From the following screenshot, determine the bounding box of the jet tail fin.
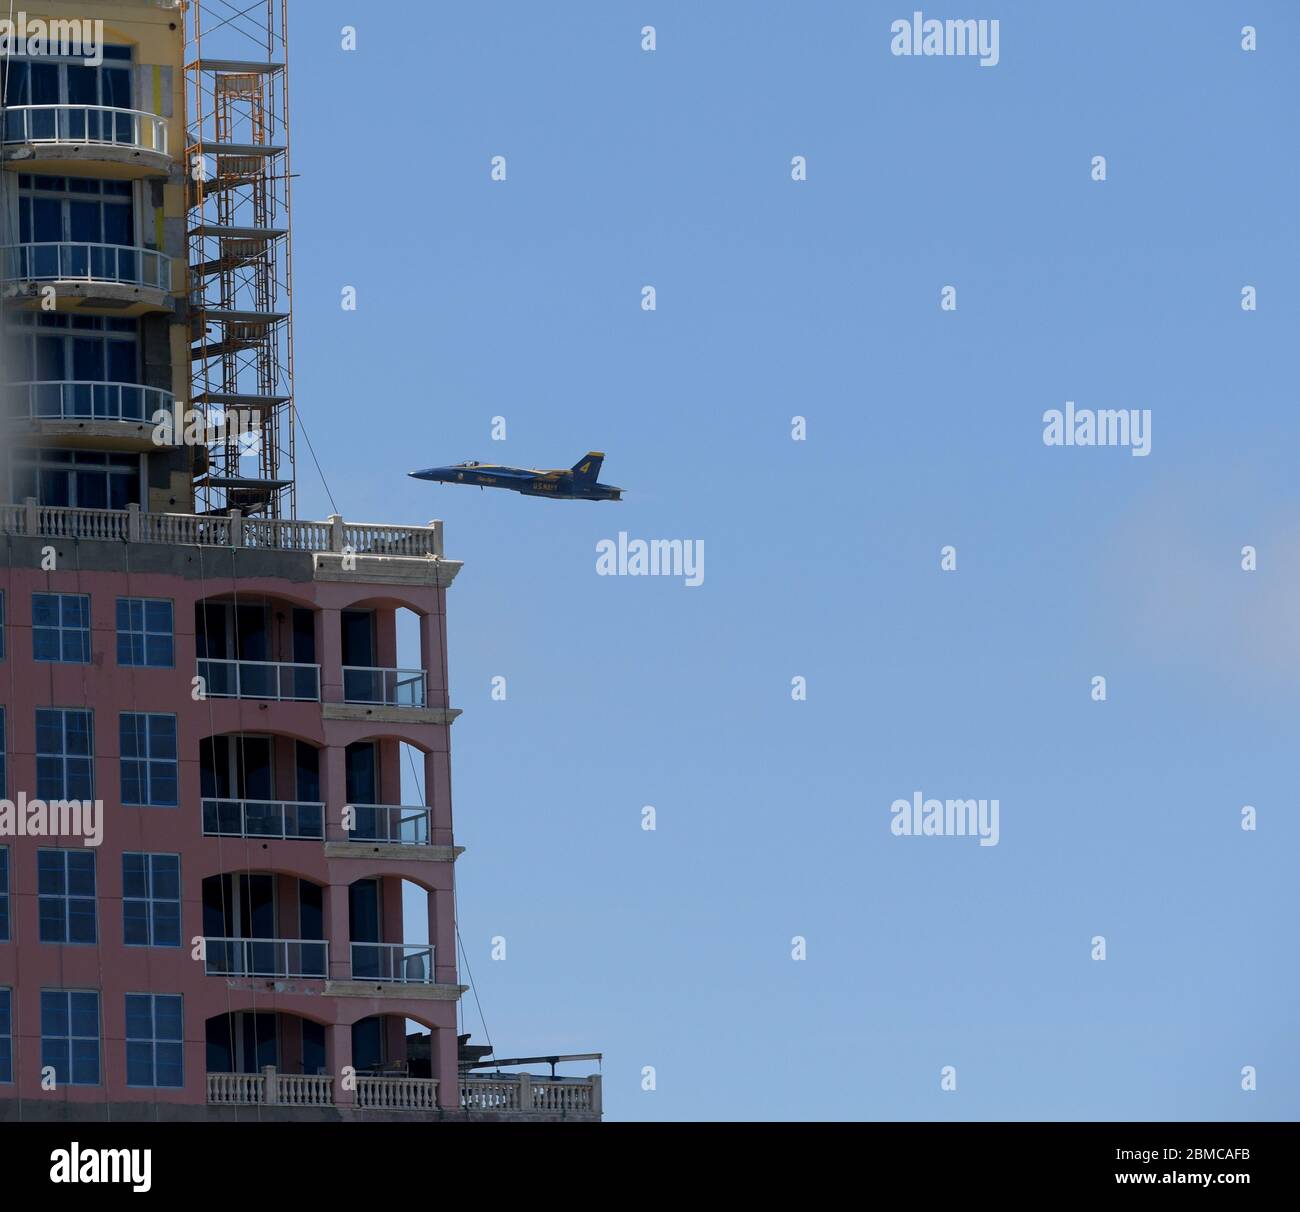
[571,452,604,483]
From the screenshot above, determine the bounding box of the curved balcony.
[1,242,174,314]
[3,380,174,435]
[2,104,170,176]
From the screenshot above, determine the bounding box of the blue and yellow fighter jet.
[409,452,623,501]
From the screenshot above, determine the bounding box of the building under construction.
[0,0,600,1120]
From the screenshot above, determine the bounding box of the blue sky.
[277,1,1298,1120]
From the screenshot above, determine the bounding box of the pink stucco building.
[0,0,598,1121]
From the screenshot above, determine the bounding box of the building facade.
[0,0,599,1121]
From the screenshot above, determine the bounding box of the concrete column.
[328,1023,354,1106]
[385,1016,406,1068]
[419,608,443,700]
[326,879,350,981]
[426,748,452,844]
[323,743,346,840]
[275,873,297,940]
[380,737,401,806]
[320,607,343,704]
[432,886,455,984]
[436,1025,459,1110]
[381,875,404,948]
[376,608,398,669]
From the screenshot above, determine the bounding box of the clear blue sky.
[281,1,1299,1120]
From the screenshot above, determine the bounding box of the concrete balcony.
[0,499,441,553]
[198,657,322,702]
[208,1069,438,1113]
[0,502,453,588]
[1,241,174,314]
[203,936,328,979]
[2,104,170,176]
[206,1068,600,1119]
[201,798,326,841]
[460,1073,602,1119]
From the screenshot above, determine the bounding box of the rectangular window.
[35,708,94,800]
[125,993,183,1088]
[122,853,180,947]
[0,988,11,1082]
[32,592,91,663]
[13,448,140,510]
[120,713,178,807]
[41,990,99,1086]
[37,849,96,944]
[116,598,173,668]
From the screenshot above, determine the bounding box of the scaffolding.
[185,0,296,519]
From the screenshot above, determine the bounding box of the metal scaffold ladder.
[185,2,297,519]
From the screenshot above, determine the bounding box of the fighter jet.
[409,451,623,501]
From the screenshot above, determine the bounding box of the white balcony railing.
[197,657,321,702]
[208,1070,441,1112]
[342,666,427,708]
[460,1074,602,1116]
[2,104,168,155]
[340,804,432,846]
[201,798,325,841]
[4,380,174,424]
[350,942,434,984]
[2,241,172,291]
[207,1069,334,1107]
[207,1071,265,1105]
[355,1076,439,1111]
[203,936,328,979]
[0,500,444,557]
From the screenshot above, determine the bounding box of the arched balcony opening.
[205,1010,334,1108]
[200,871,329,979]
[200,732,325,841]
[197,593,321,702]
[333,735,442,847]
[346,875,439,986]
[339,601,430,709]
